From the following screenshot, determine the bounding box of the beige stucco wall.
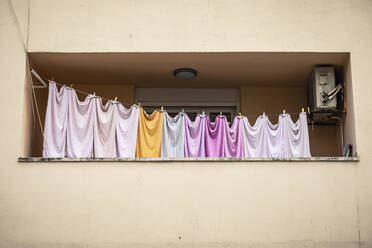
[1,0,371,248]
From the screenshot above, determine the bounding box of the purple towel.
[184,115,243,158]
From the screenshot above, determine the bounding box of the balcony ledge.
[18,157,359,163]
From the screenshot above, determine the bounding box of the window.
[142,106,236,123]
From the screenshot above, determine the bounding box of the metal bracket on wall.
[30,69,48,88]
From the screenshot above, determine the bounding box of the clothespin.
[239,112,242,118]
[161,106,164,111]
[283,109,286,114]
[302,108,304,113]
[93,91,96,96]
[263,112,265,117]
[220,112,222,116]
[69,84,73,89]
[114,96,118,101]
[307,106,310,114]
[181,108,184,113]
[137,102,141,107]
[202,110,205,115]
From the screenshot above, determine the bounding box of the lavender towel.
[242,113,311,158]
[43,82,69,158]
[43,82,139,158]
[66,89,95,158]
[184,115,243,157]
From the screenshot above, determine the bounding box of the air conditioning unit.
[308,66,343,122]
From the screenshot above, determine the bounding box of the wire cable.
[38,75,307,120]
[52,81,133,107]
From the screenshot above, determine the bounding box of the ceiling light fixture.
[174,68,198,80]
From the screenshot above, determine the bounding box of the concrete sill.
[18,157,360,163]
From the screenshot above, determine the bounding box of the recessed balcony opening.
[24,52,355,158]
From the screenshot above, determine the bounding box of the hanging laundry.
[93,98,116,158]
[66,89,95,158]
[242,115,284,158]
[136,109,164,158]
[184,114,207,157]
[43,81,311,159]
[204,116,225,157]
[184,115,243,158]
[114,104,140,158]
[161,112,185,158]
[281,113,311,158]
[43,82,140,158]
[43,82,69,158]
[242,113,311,158]
[266,114,286,158]
[223,116,244,158]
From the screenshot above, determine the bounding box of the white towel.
[42,82,69,158]
[161,112,185,158]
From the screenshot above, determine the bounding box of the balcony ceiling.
[29,52,349,88]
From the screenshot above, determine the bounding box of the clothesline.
[51,82,307,120]
[53,81,133,107]
[43,82,311,159]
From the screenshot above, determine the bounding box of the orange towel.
[136,109,164,158]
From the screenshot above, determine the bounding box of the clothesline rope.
[51,81,307,120]
[52,81,133,107]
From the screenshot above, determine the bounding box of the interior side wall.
[343,57,357,154]
[31,84,47,157]
[21,60,34,157]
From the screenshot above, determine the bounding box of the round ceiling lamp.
[174,68,198,80]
